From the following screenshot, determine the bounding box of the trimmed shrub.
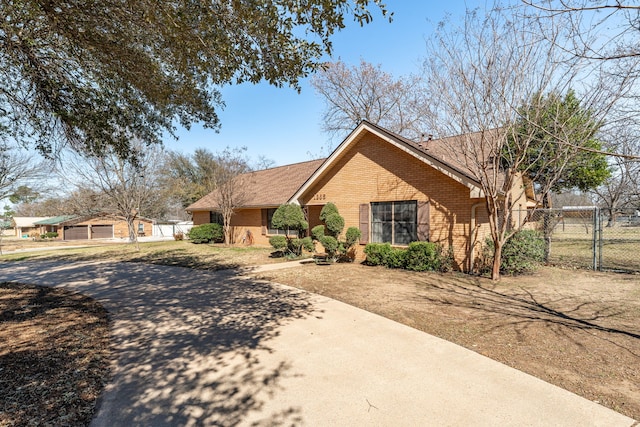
[311,224,325,241]
[364,243,391,266]
[271,204,308,233]
[324,212,344,236]
[320,235,339,256]
[269,235,288,251]
[344,227,362,247]
[364,243,406,268]
[173,232,184,241]
[187,223,224,244]
[319,202,339,222]
[405,242,441,271]
[386,247,407,269]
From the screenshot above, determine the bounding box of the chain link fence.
[514,207,640,272]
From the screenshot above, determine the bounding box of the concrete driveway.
[0,260,635,426]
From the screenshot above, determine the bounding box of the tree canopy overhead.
[1,0,390,159]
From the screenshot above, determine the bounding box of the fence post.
[598,209,604,272]
[592,207,597,271]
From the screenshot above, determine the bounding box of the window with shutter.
[370,200,418,245]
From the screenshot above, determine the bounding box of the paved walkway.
[0,260,636,426]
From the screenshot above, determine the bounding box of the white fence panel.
[153,223,193,238]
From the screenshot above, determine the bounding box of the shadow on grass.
[126,249,241,271]
[411,274,639,354]
[0,261,315,426]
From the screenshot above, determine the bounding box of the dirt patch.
[254,264,640,421]
[0,283,111,426]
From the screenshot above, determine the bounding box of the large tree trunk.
[126,216,140,250]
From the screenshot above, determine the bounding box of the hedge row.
[363,242,450,272]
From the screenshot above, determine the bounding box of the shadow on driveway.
[0,260,316,426]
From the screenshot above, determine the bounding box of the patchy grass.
[0,283,111,426]
[0,240,281,270]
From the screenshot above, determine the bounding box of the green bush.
[320,235,339,255]
[405,242,441,271]
[364,243,392,266]
[311,224,325,241]
[501,230,545,274]
[365,242,452,272]
[187,223,224,244]
[271,204,308,233]
[269,235,288,251]
[41,231,58,239]
[319,202,339,222]
[386,247,407,269]
[485,230,545,275]
[324,212,344,236]
[344,227,362,247]
[364,243,406,268]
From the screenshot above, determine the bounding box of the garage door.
[91,225,113,239]
[64,225,88,240]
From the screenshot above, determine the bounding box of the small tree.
[213,147,253,245]
[269,204,313,257]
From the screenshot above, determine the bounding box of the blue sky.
[168,2,477,166]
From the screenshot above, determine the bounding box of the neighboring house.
[11,217,51,238]
[33,214,154,241]
[187,121,535,271]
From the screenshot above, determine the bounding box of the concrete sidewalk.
[0,260,635,426]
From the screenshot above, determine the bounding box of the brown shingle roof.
[186,158,325,211]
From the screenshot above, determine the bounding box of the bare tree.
[0,144,41,201]
[212,147,253,245]
[422,6,627,279]
[61,143,164,248]
[522,1,640,60]
[591,121,640,224]
[311,59,429,149]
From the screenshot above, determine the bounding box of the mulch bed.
[0,283,111,426]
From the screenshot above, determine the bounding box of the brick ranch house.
[187,121,535,272]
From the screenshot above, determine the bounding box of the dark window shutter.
[359,204,369,244]
[261,209,267,235]
[417,201,430,241]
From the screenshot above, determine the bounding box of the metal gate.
[516,208,640,272]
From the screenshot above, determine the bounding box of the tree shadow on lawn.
[0,260,317,426]
[411,275,640,354]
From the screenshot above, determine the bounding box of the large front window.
[371,201,417,245]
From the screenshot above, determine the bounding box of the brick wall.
[297,133,489,270]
